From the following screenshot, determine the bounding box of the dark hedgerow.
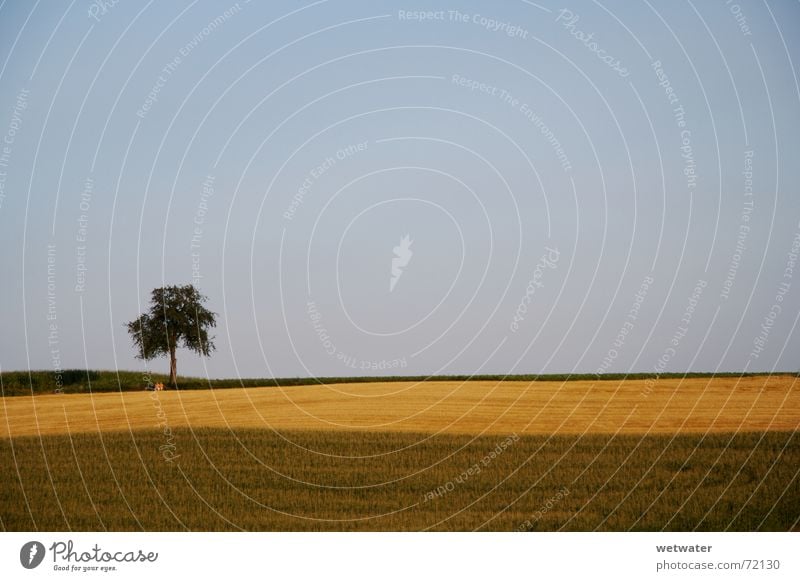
[0,369,796,396]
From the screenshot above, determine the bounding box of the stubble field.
[1,375,798,531]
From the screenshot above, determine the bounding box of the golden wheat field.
[2,374,797,438]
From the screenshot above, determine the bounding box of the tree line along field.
[0,368,786,396]
[1,374,798,531]
[1,429,797,531]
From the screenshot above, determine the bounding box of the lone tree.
[126,284,216,388]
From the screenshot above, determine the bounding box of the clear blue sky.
[1,0,799,379]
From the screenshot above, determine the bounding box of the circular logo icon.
[20,541,45,569]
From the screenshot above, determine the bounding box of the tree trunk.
[169,346,177,389]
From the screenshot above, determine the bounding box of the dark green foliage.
[59,369,100,385]
[127,286,216,360]
[126,285,216,387]
[1,430,797,531]
[0,370,172,396]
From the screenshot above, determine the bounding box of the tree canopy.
[126,285,216,387]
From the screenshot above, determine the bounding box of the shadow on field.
[1,430,797,531]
